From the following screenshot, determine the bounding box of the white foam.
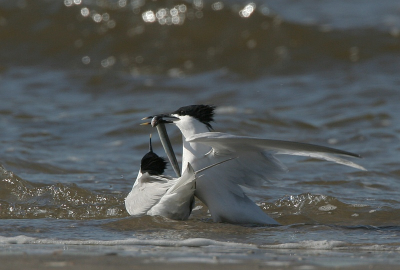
[0,235,37,244]
[3,236,400,253]
[0,236,255,248]
[261,240,346,250]
[318,204,337,211]
[262,240,400,252]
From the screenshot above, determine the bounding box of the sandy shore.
[0,254,399,270]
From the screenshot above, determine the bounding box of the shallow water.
[1,0,400,266]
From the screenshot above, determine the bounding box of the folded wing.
[148,164,196,220]
[125,173,174,216]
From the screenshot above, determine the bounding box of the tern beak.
[141,114,180,127]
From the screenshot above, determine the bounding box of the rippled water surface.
[1,0,400,265]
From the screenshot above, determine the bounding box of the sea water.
[1,0,400,267]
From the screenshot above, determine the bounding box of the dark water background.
[1,0,400,261]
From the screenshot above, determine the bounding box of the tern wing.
[148,164,196,220]
[187,132,366,172]
[125,173,175,216]
[167,163,196,194]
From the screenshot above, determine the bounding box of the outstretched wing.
[187,132,366,172]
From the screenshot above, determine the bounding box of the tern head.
[142,105,216,131]
[140,135,167,175]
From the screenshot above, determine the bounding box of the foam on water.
[0,235,254,248]
[2,233,400,270]
[2,235,400,252]
[262,240,346,250]
[0,235,261,264]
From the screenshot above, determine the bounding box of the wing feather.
[187,132,366,171]
[125,173,175,216]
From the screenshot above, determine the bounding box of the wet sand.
[0,254,398,270]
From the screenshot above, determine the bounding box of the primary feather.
[187,132,366,172]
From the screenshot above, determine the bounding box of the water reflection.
[142,5,187,25]
[239,3,256,18]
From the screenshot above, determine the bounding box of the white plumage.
[143,105,366,225]
[125,165,197,220]
[125,134,234,220]
[125,136,195,220]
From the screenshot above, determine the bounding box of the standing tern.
[142,105,366,225]
[125,134,234,220]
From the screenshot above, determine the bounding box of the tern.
[125,134,234,220]
[142,105,366,225]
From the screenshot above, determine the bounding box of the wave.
[2,234,400,252]
[261,239,400,251]
[2,164,400,227]
[0,164,127,219]
[1,0,399,75]
[0,235,253,248]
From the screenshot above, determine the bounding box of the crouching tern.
[125,134,234,220]
[142,105,366,225]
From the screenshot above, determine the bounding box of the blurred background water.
[1,0,400,261]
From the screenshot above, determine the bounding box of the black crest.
[172,105,216,130]
[140,151,167,175]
